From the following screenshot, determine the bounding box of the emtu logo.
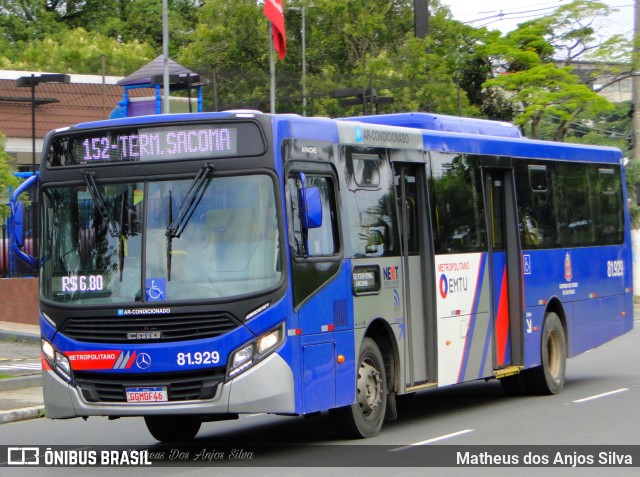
[439,273,468,299]
[439,274,448,299]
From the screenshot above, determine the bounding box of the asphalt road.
[1,322,639,477]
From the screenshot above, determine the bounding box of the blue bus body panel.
[296,263,356,414]
[289,116,340,143]
[49,319,255,375]
[522,246,633,365]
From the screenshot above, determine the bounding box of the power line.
[452,1,635,32]
[464,5,561,26]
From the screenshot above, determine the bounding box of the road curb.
[0,374,42,391]
[0,330,40,344]
[0,406,44,425]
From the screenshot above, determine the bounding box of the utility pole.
[631,0,640,298]
[633,0,640,160]
[162,0,170,113]
[414,0,429,39]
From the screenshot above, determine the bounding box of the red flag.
[264,0,286,60]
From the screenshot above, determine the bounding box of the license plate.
[125,386,168,403]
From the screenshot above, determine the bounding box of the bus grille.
[75,369,225,403]
[60,312,241,343]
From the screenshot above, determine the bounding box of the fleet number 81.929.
[176,351,220,366]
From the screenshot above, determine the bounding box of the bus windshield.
[40,174,281,304]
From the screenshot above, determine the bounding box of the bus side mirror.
[301,186,323,230]
[10,174,38,269]
[13,202,24,247]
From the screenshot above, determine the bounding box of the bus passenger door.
[394,164,435,388]
[485,169,524,371]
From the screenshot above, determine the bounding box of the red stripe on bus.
[495,269,509,366]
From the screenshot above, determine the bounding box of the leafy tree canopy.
[0,0,632,143]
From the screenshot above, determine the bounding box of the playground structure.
[110,55,206,119]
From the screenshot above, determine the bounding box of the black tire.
[144,415,201,443]
[330,337,387,439]
[521,312,566,395]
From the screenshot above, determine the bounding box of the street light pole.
[16,73,71,173]
[29,75,36,172]
[162,0,170,114]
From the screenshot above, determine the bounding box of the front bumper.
[43,352,295,419]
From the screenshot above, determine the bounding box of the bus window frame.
[284,161,343,264]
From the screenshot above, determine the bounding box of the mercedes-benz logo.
[136,352,152,370]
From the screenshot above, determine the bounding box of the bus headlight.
[55,352,72,380]
[231,344,255,374]
[227,324,285,379]
[257,328,281,354]
[41,339,73,384]
[42,339,54,362]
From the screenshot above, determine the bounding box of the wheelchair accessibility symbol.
[145,278,167,301]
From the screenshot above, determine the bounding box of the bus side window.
[429,153,487,254]
[594,166,624,245]
[287,175,339,258]
[342,146,400,258]
[515,162,560,249]
[557,163,595,247]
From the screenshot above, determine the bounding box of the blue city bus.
[12,111,633,441]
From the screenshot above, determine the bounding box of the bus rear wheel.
[330,337,387,438]
[144,415,201,443]
[521,312,566,395]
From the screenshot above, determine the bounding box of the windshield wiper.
[82,169,126,280]
[165,163,214,281]
[82,170,121,238]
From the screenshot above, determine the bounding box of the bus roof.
[418,128,623,164]
[52,111,623,166]
[341,112,523,138]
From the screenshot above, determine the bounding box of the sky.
[441,0,635,38]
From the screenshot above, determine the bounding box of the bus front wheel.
[330,337,387,438]
[144,415,201,443]
[521,312,566,395]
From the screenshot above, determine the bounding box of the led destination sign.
[82,127,235,161]
[47,122,264,167]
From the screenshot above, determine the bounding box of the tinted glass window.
[515,160,624,249]
[430,153,487,254]
[515,162,560,249]
[287,175,339,257]
[556,163,595,247]
[592,166,624,244]
[342,147,400,257]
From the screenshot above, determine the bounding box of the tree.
[176,0,272,111]
[0,0,62,59]
[178,0,443,115]
[97,0,201,52]
[485,63,612,139]
[481,0,627,140]
[0,1,200,65]
[0,27,155,75]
